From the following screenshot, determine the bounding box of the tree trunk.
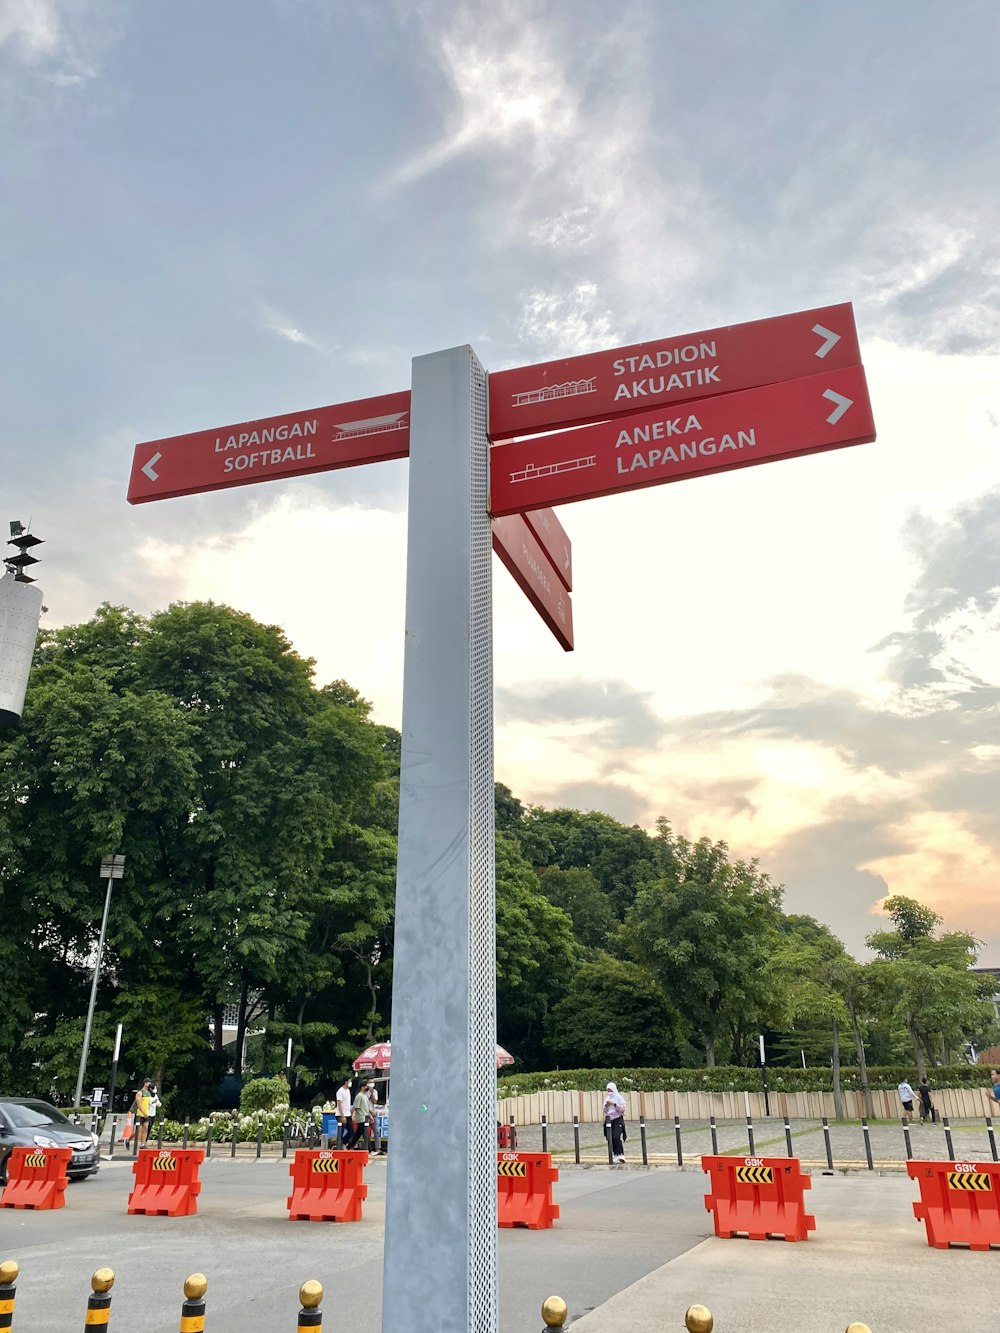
[906,1010,927,1082]
[212,1003,224,1054]
[705,1036,716,1067]
[847,995,874,1119]
[831,1018,844,1121]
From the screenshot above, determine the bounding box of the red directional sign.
[521,507,572,592]
[489,303,861,440]
[492,514,573,651]
[127,391,411,504]
[489,365,875,517]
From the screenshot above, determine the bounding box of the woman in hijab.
[603,1081,627,1162]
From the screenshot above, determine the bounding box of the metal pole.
[861,1117,874,1170]
[710,1115,718,1155]
[759,1034,770,1117]
[674,1115,683,1167]
[942,1115,955,1159]
[573,1115,580,1165]
[540,1114,547,1154]
[605,1116,614,1165]
[73,870,117,1114]
[902,1117,912,1160]
[104,1022,123,1137]
[784,1118,793,1157]
[639,1115,648,1166]
[822,1116,834,1171]
[382,346,496,1333]
[746,1115,755,1156]
[986,1118,998,1162]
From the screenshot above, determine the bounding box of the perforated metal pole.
[382,346,496,1333]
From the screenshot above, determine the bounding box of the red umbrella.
[352,1041,515,1071]
[352,1041,392,1071]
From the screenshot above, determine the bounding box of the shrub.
[495,1064,990,1097]
[239,1076,289,1115]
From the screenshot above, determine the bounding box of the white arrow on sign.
[141,452,162,482]
[812,324,841,359]
[822,389,853,425]
[563,544,570,573]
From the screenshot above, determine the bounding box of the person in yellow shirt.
[131,1079,153,1145]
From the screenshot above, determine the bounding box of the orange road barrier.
[908,1158,1000,1251]
[287,1150,369,1222]
[497,1152,559,1229]
[701,1155,816,1242]
[0,1146,72,1211]
[127,1148,204,1217]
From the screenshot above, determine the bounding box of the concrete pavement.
[1,1155,996,1332]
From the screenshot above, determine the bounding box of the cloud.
[496,677,666,751]
[0,0,61,59]
[517,282,619,358]
[0,0,105,82]
[259,304,331,354]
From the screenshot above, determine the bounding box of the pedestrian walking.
[898,1076,916,1124]
[917,1076,935,1123]
[344,1079,374,1151]
[130,1079,154,1144]
[336,1076,353,1146]
[603,1081,627,1162]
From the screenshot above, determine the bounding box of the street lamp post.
[73,855,125,1118]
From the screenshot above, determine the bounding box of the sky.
[2,0,999,961]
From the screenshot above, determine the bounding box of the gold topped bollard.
[297,1280,323,1331]
[845,1326,873,1333]
[540,1296,568,1331]
[85,1269,115,1331]
[685,1306,713,1333]
[1,1259,19,1332]
[179,1275,208,1332]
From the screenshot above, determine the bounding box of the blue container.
[321,1112,340,1137]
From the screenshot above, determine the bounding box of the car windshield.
[3,1101,73,1130]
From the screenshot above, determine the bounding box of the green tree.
[867,895,997,1080]
[621,828,785,1065]
[545,955,683,1067]
[536,867,617,951]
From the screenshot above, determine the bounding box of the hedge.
[495,1064,993,1097]
[150,1106,322,1144]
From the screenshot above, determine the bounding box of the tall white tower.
[0,522,43,727]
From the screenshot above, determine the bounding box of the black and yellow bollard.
[685,1306,713,1333]
[540,1296,568,1333]
[1,1260,19,1333]
[84,1269,114,1331]
[179,1275,207,1332]
[297,1280,323,1331]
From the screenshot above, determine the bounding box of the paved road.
[0,1157,710,1333]
[513,1115,1000,1170]
[3,1153,997,1332]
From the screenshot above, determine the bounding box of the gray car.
[0,1097,100,1184]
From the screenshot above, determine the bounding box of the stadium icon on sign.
[509,456,596,484]
[511,378,596,407]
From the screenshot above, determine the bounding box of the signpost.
[127,391,411,503]
[125,301,876,1333]
[490,364,875,517]
[521,507,572,591]
[492,515,573,650]
[489,302,862,439]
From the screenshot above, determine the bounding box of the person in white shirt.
[336,1077,353,1147]
[898,1078,916,1124]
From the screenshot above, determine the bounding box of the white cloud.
[0,0,61,59]
[259,304,330,354]
[517,281,619,358]
[0,0,104,82]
